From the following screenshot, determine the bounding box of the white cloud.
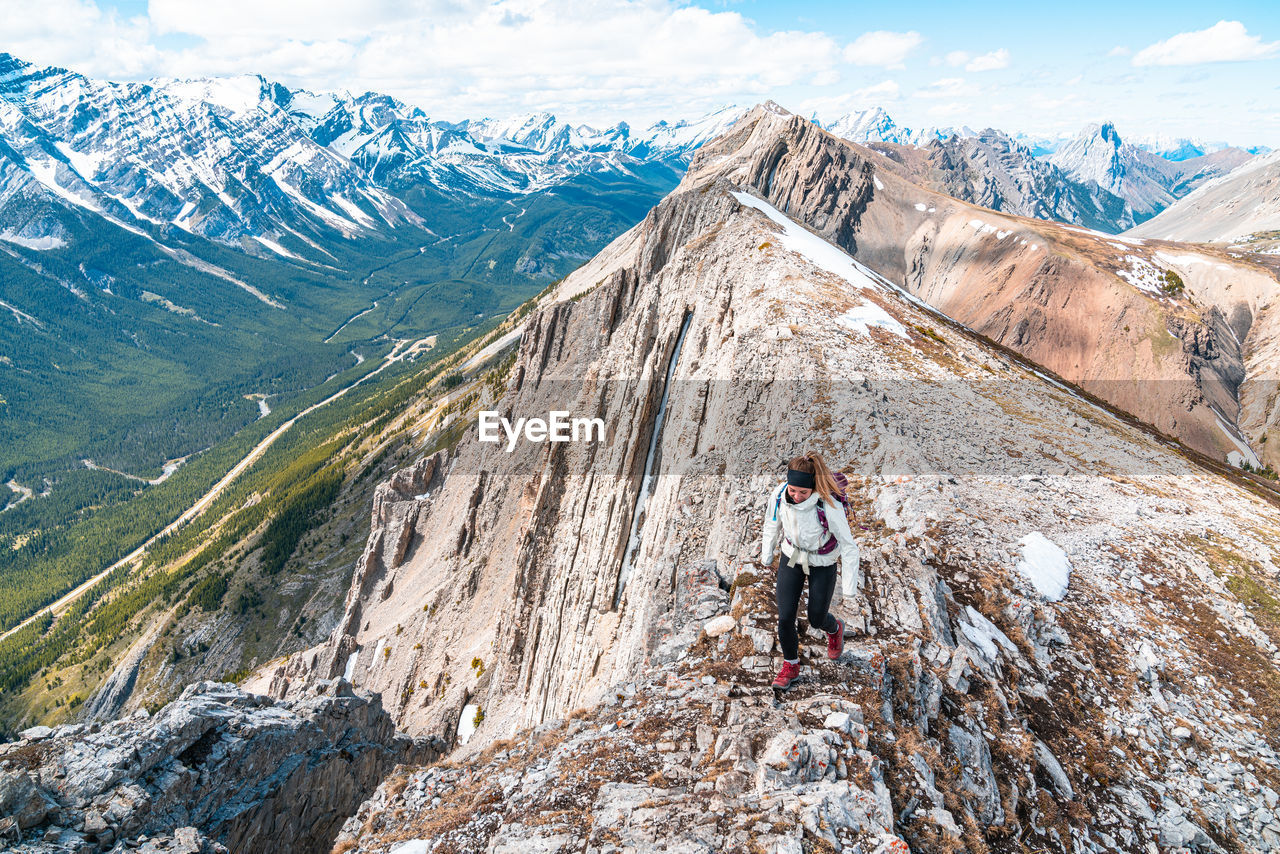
[147,0,458,41]
[928,101,970,118]
[1133,20,1280,66]
[2,0,159,77]
[844,30,923,68]
[1030,93,1081,110]
[1108,45,1131,57]
[856,80,901,102]
[1,0,845,125]
[795,80,900,121]
[965,49,1009,72]
[914,78,977,99]
[943,48,1007,71]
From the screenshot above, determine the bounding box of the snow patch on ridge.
[730,190,885,293]
[54,142,103,180]
[343,651,359,682]
[254,235,299,259]
[457,703,479,744]
[160,76,265,115]
[1214,412,1260,468]
[25,157,102,213]
[0,232,64,250]
[1016,532,1071,601]
[1116,255,1165,296]
[836,302,910,340]
[1065,225,1143,245]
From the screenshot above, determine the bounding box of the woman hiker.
[758,452,860,690]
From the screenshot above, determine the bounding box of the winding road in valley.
[0,336,433,644]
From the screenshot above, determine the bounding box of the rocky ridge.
[5,102,1278,853]
[0,679,440,853]
[691,105,1278,469]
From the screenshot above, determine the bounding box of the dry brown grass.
[384,775,410,800]
[477,737,517,764]
[1147,573,1280,747]
[0,741,49,771]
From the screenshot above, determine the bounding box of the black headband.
[786,469,816,489]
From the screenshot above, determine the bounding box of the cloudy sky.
[4,0,1279,146]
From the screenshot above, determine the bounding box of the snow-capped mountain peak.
[821,107,965,148]
[149,74,273,116]
[1048,120,1177,217]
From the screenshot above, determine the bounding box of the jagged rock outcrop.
[264,103,1280,851]
[0,680,441,853]
[263,452,449,700]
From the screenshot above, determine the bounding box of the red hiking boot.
[771,660,801,690]
[827,618,845,660]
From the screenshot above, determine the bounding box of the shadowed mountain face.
[237,104,1280,852]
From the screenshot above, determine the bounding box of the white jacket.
[760,481,859,571]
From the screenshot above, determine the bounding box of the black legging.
[775,550,840,660]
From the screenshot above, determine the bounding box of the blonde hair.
[787,452,840,506]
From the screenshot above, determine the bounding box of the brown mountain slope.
[689,105,1279,472]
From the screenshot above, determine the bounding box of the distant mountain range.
[3,51,1273,264]
[819,109,1262,233]
[0,51,722,507]
[0,53,738,259]
[1129,148,1280,248]
[820,105,1270,161]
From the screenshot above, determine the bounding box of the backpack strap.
[782,493,840,556]
[814,498,838,555]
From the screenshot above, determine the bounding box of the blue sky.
[5,0,1279,146]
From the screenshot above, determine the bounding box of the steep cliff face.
[260,104,1280,851]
